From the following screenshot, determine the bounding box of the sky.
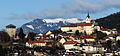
[0,0,120,29]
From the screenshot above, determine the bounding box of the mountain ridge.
[21,12,120,34]
[96,12,120,29]
[21,18,82,34]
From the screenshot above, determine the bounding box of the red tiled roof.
[64,41,79,44]
[72,36,81,39]
[83,36,95,39]
[27,41,46,44]
[77,23,93,26]
[103,37,110,39]
[61,25,77,27]
[100,27,110,31]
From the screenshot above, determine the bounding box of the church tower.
[6,24,16,38]
[85,13,91,23]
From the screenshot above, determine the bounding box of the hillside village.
[0,14,120,56]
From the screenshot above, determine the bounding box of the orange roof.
[83,36,95,39]
[64,41,78,44]
[27,41,46,44]
[61,25,77,27]
[77,23,93,26]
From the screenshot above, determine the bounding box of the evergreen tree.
[51,29,62,34]
[96,31,107,39]
[92,30,107,39]
[117,40,120,47]
[18,28,26,40]
[75,30,80,36]
[0,31,10,42]
[27,32,36,41]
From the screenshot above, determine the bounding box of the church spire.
[87,12,90,18]
[85,12,91,23]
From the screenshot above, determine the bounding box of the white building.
[60,13,99,35]
[26,41,46,47]
[63,41,80,50]
[82,45,104,53]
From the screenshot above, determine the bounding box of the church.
[60,13,100,35]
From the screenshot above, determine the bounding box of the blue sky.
[0,0,120,29]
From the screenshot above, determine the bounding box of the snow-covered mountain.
[21,18,81,34]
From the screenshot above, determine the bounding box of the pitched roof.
[27,41,46,44]
[83,36,95,39]
[38,38,53,41]
[61,25,77,27]
[77,23,93,26]
[103,37,109,39]
[6,24,16,28]
[72,36,81,39]
[100,27,110,31]
[64,41,78,44]
[61,34,71,36]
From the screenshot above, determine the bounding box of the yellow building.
[59,38,66,44]
[26,41,46,47]
[116,36,120,41]
[83,36,95,42]
[60,25,77,32]
[92,54,102,56]
[46,31,52,35]
[63,41,79,50]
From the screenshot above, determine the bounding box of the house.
[34,51,44,56]
[91,53,102,56]
[99,27,118,35]
[103,37,114,41]
[38,38,53,42]
[59,38,66,44]
[36,33,43,39]
[63,41,79,50]
[46,31,52,35]
[116,36,120,41]
[60,33,71,38]
[82,45,104,53]
[99,27,111,35]
[111,28,118,34]
[77,23,94,35]
[105,53,113,56]
[60,25,77,32]
[69,36,81,43]
[26,41,46,47]
[82,36,95,42]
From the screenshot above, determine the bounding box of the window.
[96,55,100,56]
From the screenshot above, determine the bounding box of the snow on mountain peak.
[66,18,81,23]
[43,18,81,23]
[26,25,34,30]
[22,18,82,34]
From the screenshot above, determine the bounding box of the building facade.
[60,13,97,35]
[6,24,16,39]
